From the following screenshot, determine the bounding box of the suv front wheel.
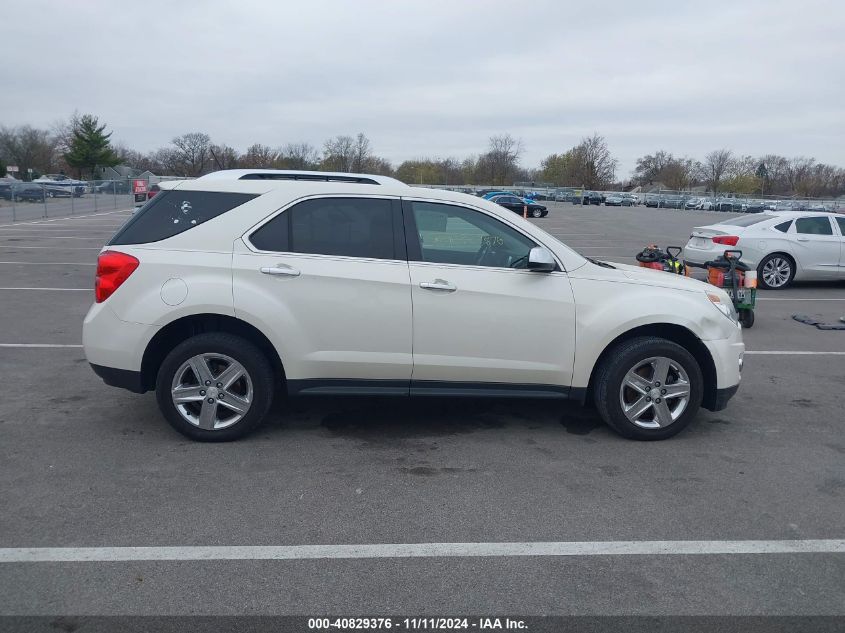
[593,336,703,440]
[155,333,275,441]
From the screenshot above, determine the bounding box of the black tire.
[757,253,795,290]
[155,332,275,442]
[593,336,703,441]
[739,309,755,328]
[531,208,543,218]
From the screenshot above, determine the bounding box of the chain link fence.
[0,176,188,223]
[640,190,845,212]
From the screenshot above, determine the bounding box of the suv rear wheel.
[593,336,703,440]
[155,333,274,441]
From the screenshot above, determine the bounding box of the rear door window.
[795,217,833,235]
[834,216,845,236]
[249,197,399,260]
[110,190,258,245]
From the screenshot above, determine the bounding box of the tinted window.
[250,211,290,251]
[110,190,257,245]
[410,202,537,269]
[721,214,776,227]
[835,217,845,235]
[773,220,792,233]
[255,197,395,259]
[795,217,833,235]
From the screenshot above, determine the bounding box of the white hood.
[576,260,712,294]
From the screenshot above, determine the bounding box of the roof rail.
[197,169,407,186]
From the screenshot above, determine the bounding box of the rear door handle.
[260,265,300,277]
[796,237,810,242]
[419,279,457,292]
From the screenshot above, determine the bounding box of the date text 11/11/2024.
[307,617,528,630]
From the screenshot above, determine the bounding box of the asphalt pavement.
[0,202,842,620]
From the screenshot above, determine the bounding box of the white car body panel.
[232,241,413,382]
[408,262,576,387]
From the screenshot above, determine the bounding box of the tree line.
[1,113,843,198]
[628,149,844,198]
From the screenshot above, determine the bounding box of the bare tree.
[701,149,733,193]
[633,150,674,185]
[321,135,356,171]
[362,155,393,176]
[660,157,699,191]
[51,111,81,156]
[279,142,319,169]
[170,132,211,176]
[784,157,815,194]
[350,133,372,173]
[484,134,523,185]
[240,143,279,168]
[209,144,240,170]
[571,133,617,188]
[153,147,185,175]
[0,125,61,178]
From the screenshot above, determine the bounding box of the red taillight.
[712,235,739,246]
[95,250,139,303]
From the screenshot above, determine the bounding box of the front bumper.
[701,323,744,411]
[709,384,739,412]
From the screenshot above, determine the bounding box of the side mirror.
[527,246,556,272]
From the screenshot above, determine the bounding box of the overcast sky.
[2,0,843,176]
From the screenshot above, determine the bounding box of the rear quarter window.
[721,214,776,227]
[109,190,258,245]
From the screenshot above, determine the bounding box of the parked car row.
[646,194,842,214]
[0,179,165,201]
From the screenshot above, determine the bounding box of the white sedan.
[683,211,845,289]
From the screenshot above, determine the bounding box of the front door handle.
[419,279,457,292]
[796,237,810,242]
[260,265,300,277]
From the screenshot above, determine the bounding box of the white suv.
[83,170,744,441]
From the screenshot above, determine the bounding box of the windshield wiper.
[586,257,616,269]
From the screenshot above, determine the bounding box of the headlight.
[706,291,738,324]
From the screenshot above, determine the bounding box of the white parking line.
[756,298,845,301]
[0,225,120,231]
[1,539,841,563]
[0,261,95,266]
[0,245,101,250]
[0,209,131,228]
[745,351,845,355]
[0,287,89,291]
[0,235,110,240]
[0,344,83,348]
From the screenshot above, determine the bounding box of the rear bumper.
[90,363,146,394]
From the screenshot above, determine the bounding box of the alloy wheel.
[170,353,253,430]
[761,257,791,288]
[619,356,691,429]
